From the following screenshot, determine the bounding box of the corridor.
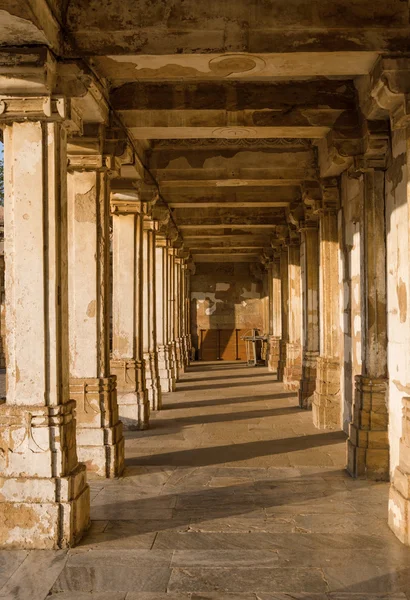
[13,362,408,599]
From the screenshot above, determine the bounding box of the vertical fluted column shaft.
[313,207,341,429]
[67,139,124,477]
[0,113,89,548]
[348,168,389,479]
[155,236,176,392]
[268,255,282,374]
[284,239,303,391]
[299,222,320,409]
[277,247,289,381]
[110,199,149,430]
[142,218,162,410]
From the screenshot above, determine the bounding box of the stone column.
[0,104,89,548]
[0,252,5,370]
[284,237,303,390]
[313,179,342,430]
[299,222,320,409]
[181,261,190,365]
[67,131,124,478]
[268,253,282,374]
[110,194,149,430]
[142,217,162,410]
[347,168,389,479]
[174,255,185,375]
[155,235,176,393]
[389,398,410,544]
[168,247,179,381]
[185,265,193,358]
[277,247,289,382]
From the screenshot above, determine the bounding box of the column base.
[298,351,319,409]
[312,356,341,429]
[110,359,150,430]
[183,335,191,366]
[347,376,389,480]
[70,377,124,478]
[0,402,90,548]
[268,336,281,374]
[144,352,162,411]
[283,343,302,391]
[158,345,176,393]
[389,467,410,545]
[277,339,287,382]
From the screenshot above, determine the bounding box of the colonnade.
[0,109,192,548]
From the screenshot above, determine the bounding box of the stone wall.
[191,262,266,358]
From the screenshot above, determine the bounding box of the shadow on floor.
[125,430,347,467]
[184,372,276,383]
[164,391,293,410]
[179,379,286,392]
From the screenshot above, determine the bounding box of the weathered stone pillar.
[142,217,162,410]
[268,253,282,374]
[67,130,124,477]
[110,193,149,430]
[155,235,176,393]
[277,246,289,382]
[0,252,5,370]
[389,398,410,544]
[174,255,185,375]
[181,261,191,365]
[186,264,193,357]
[299,222,320,409]
[0,104,89,547]
[347,168,389,479]
[168,247,179,380]
[284,236,303,390]
[313,179,342,430]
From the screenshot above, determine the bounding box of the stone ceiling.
[1,0,409,261]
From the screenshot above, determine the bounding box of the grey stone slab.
[323,563,410,594]
[52,550,172,594]
[153,532,283,549]
[188,514,295,533]
[167,566,328,593]
[171,549,279,567]
[0,551,28,590]
[125,594,191,600]
[0,550,67,600]
[75,520,157,550]
[48,594,126,600]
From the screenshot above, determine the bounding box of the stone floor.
[2,361,410,599]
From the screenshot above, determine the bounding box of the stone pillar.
[155,235,176,393]
[67,131,124,478]
[168,247,179,381]
[277,247,289,382]
[181,262,190,365]
[142,218,162,410]
[110,194,149,430]
[299,222,320,409]
[268,254,282,374]
[186,265,193,358]
[0,252,5,370]
[389,397,410,544]
[347,168,389,479]
[174,255,185,375]
[313,179,342,430]
[0,106,89,548]
[284,237,303,390]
